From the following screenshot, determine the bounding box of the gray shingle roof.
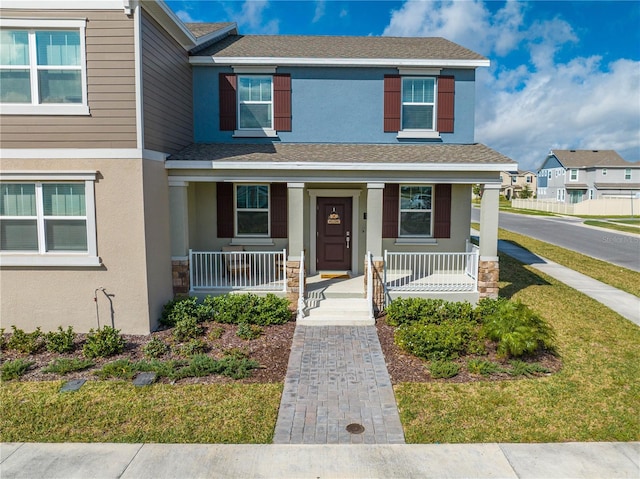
[193,35,486,61]
[594,183,640,190]
[552,150,632,168]
[185,22,235,39]
[167,143,514,165]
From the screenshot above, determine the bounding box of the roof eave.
[189,56,490,69]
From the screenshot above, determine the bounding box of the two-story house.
[1,0,516,335]
[537,150,640,203]
[500,170,536,199]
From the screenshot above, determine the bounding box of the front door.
[316,197,352,271]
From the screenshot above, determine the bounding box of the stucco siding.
[0,158,155,335]
[141,10,193,154]
[0,9,137,148]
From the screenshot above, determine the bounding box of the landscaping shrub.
[6,326,44,354]
[172,317,203,342]
[1,358,34,381]
[386,298,474,326]
[42,358,94,375]
[95,359,142,380]
[472,297,510,323]
[142,337,169,359]
[172,354,259,380]
[207,326,225,341]
[174,338,208,357]
[428,359,460,379]
[45,326,76,354]
[83,326,125,359]
[160,296,200,327]
[394,318,477,361]
[481,300,555,358]
[208,293,291,325]
[236,323,263,340]
[508,360,550,377]
[0,328,6,350]
[467,359,504,376]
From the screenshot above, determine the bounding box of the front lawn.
[394,253,640,443]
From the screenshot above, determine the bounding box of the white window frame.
[0,171,99,266]
[602,168,607,176]
[234,183,270,238]
[589,189,594,200]
[234,75,275,138]
[625,168,631,180]
[569,169,578,181]
[397,76,439,139]
[0,19,89,115]
[398,184,433,238]
[526,176,533,183]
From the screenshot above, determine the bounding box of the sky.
[165,0,640,171]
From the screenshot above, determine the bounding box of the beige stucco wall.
[0,158,165,334]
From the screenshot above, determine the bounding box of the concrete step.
[298,298,374,326]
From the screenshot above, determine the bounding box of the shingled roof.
[185,22,236,39]
[193,35,486,61]
[552,150,632,168]
[167,143,513,166]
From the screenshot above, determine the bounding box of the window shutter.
[434,184,452,238]
[437,76,455,133]
[273,74,292,132]
[270,183,288,238]
[382,183,399,238]
[383,75,401,132]
[217,182,234,238]
[219,73,237,131]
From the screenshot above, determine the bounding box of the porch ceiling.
[166,143,516,171]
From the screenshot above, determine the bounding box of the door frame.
[308,189,361,275]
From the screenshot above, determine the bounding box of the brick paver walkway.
[273,325,405,444]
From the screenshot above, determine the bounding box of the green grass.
[395,253,640,443]
[498,229,640,297]
[583,220,640,235]
[0,382,282,443]
[615,219,640,225]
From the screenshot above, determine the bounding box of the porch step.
[298,298,374,326]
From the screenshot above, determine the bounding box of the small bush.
[142,337,169,359]
[42,358,94,375]
[429,360,460,379]
[45,326,76,354]
[95,359,141,380]
[394,318,477,361]
[0,328,6,350]
[236,323,263,340]
[6,326,44,354]
[481,300,555,358]
[386,298,474,326]
[207,326,225,341]
[207,293,291,325]
[83,326,125,359]
[255,294,292,325]
[1,358,34,380]
[508,360,550,377]
[175,338,208,357]
[160,297,200,327]
[467,359,504,376]
[172,316,203,342]
[473,297,510,323]
[222,347,249,360]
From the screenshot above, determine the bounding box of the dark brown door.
[316,197,352,270]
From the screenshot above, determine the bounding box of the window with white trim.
[625,168,631,180]
[401,77,436,131]
[237,75,273,130]
[399,185,432,236]
[0,19,88,115]
[602,168,607,176]
[0,174,98,266]
[589,189,594,200]
[235,184,269,236]
[569,169,578,181]
[526,175,533,183]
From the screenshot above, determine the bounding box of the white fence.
[384,250,479,293]
[513,198,640,216]
[189,249,287,292]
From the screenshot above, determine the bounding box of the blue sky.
[166,0,640,170]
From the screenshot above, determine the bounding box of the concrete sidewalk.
[2,442,638,478]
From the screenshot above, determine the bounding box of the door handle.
[346,231,350,249]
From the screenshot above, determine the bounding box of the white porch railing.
[189,249,287,292]
[384,249,479,293]
[297,250,305,321]
[366,251,374,320]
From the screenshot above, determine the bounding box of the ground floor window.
[399,185,432,236]
[235,184,269,236]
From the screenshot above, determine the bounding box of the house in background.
[500,170,536,199]
[537,150,640,203]
[1,0,516,335]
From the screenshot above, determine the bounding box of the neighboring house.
[500,170,536,199]
[537,150,640,203]
[0,0,516,335]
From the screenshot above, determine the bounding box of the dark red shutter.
[437,76,455,133]
[270,183,287,238]
[217,182,234,238]
[273,74,291,132]
[219,73,237,131]
[382,183,399,238]
[384,75,401,132]
[434,184,452,238]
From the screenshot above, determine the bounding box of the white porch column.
[169,181,189,295]
[366,183,385,258]
[287,183,305,259]
[478,183,501,299]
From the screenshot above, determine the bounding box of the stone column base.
[478,259,499,299]
[172,259,190,297]
[286,260,305,307]
[364,259,385,316]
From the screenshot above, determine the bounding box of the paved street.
[472,207,640,272]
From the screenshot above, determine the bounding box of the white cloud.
[313,1,326,23]
[222,0,279,34]
[383,0,640,169]
[175,10,195,23]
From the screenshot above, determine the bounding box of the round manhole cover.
[346,423,365,434]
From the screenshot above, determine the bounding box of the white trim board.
[1,149,167,160]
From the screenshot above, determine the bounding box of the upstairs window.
[602,168,607,176]
[569,169,578,181]
[399,185,432,237]
[625,168,631,180]
[236,184,269,236]
[526,176,533,183]
[402,78,435,131]
[0,19,88,115]
[238,76,272,130]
